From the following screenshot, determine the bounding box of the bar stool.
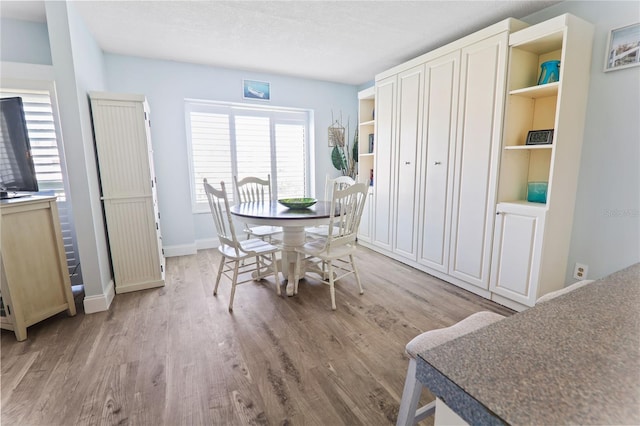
[536,280,594,304]
[396,311,506,426]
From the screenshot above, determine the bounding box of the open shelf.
[510,82,559,98]
[510,30,563,54]
[505,144,553,151]
[498,199,548,210]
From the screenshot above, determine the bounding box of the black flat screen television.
[0,97,39,199]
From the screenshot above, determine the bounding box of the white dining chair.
[233,175,282,243]
[306,175,356,238]
[396,311,506,425]
[293,182,368,310]
[204,178,281,311]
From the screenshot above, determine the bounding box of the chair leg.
[214,256,225,296]
[396,358,424,426]
[350,254,364,295]
[271,253,281,296]
[328,260,336,310]
[228,260,240,312]
[255,255,262,280]
[293,252,301,295]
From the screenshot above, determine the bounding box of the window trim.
[1,79,82,284]
[185,99,313,214]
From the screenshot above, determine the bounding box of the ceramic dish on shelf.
[278,198,317,209]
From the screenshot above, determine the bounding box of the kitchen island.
[416,263,640,425]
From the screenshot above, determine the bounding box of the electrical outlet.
[573,263,588,280]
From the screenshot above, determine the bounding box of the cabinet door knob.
[405,161,411,165]
[434,161,442,165]
[496,211,502,215]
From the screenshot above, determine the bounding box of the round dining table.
[230,200,333,296]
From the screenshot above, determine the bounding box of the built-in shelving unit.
[490,14,595,310]
[357,87,375,242]
[357,87,376,184]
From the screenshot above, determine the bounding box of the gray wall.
[44,1,112,305]
[0,18,51,65]
[523,1,640,282]
[104,54,358,253]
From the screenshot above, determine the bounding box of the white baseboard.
[163,239,219,258]
[196,238,219,250]
[490,293,527,312]
[83,279,115,314]
[163,243,197,257]
[114,279,164,294]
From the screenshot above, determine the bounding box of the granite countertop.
[417,263,640,425]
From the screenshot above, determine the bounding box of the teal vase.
[537,60,560,85]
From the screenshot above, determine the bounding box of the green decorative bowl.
[278,198,317,209]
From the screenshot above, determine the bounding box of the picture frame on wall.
[328,123,345,147]
[604,22,640,72]
[243,79,271,100]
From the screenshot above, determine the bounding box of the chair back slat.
[204,178,242,256]
[324,175,355,201]
[234,175,272,203]
[325,182,368,253]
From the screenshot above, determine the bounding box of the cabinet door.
[393,65,424,260]
[372,76,396,251]
[490,205,545,306]
[449,32,509,289]
[103,197,164,291]
[418,51,460,273]
[91,99,153,198]
[358,190,373,242]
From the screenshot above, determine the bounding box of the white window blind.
[1,89,82,285]
[186,101,310,212]
[275,122,306,198]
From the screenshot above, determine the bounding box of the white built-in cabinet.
[361,18,527,298]
[393,65,424,261]
[490,15,594,310]
[371,78,396,252]
[89,92,165,294]
[372,70,423,254]
[448,32,511,290]
[417,50,459,274]
[360,14,594,311]
[491,203,545,306]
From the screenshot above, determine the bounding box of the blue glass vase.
[537,60,560,85]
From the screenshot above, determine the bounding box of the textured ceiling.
[1,1,560,85]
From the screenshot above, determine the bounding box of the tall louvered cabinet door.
[90,92,165,294]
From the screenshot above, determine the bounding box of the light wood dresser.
[0,195,76,341]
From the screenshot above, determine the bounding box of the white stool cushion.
[536,279,594,304]
[405,311,505,359]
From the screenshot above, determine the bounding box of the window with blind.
[186,101,310,212]
[0,88,82,285]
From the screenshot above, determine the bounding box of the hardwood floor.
[1,246,513,425]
